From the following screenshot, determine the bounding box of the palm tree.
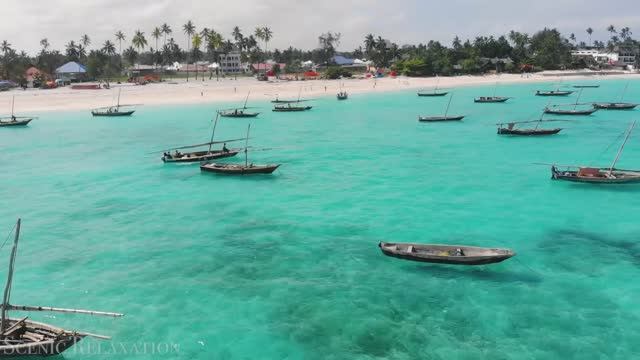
[364,34,376,59]
[620,27,632,41]
[161,23,172,47]
[183,20,196,81]
[132,30,147,52]
[152,27,162,52]
[1,40,12,79]
[263,27,273,59]
[80,34,91,48]
[102,41,116,56]
[569,33,576,44]
[123,46,138,66]
[115,31,126,68]
[586,27,593,46]
[39,38,50,53]
[607,25,616,36]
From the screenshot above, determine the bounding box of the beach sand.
[1,72,638,114]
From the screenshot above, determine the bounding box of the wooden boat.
[337,91,348,100]
[573,85,600,88]
[544,89,597,115]
[474,96,510,103]
[378,242,515,265]
[497,115,564,136]
[536,90,574,96]
[551,121,640,184]
[271,99,308,104]
[218,109,259,118]
[0,219,123,358]
[91,89,137,116]
[593,82,636,110]
[273,104,312,112]
[200,124,280,175]
[543,107,597,115]
[418,94,464,122]
[417,91,448,97]
[0,117,32,127]
[593,102,638,110]
[160,114,244,163]
[417,77,448,96]
[218,91,260,118]
[1,97,34,127]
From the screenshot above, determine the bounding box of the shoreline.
[2,71,639,115]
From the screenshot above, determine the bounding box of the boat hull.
[0,119,32,127]
[543,108,597,115]
[218,112,260,118]
[419,115,465,122]
[593,103,638,110]
[497,128,561,136]
[551,166,640,184]
[162,150,239,163]
[474,97,509,103]
[378,242,515,265]
[0,318,85,357]
[200,163,280,175]
[91,110,135,117]
[272,106,312,112]
[417,92,448,97]
[536,91,574,96]
[573,85,600,88]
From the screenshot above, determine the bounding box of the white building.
[571,49,618,65]
[219,51,244,73]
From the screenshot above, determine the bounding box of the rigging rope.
[0,223,16,252]
[513,257,543,277]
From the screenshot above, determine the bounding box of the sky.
[1,0,639,55]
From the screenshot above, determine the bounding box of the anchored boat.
[200,124,280,175]
[91,89,138,117]
[378,242,515,265]
[0,219,123,357]
[0,97,34,127]
[218,91,260,118]
[551,121,640,184]
[419,94,464,122]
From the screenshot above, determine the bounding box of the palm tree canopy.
[586,27,593,35]
[102,40,116,55]
[183,20,196,36]
[152,27,162,40]
[1,40,12,54]
[161,23,172,35]
[81,34,91,47]
[192,34,203,50]
[254,27,265,40]
[39,38,50,51]
[263,27,273,42]
[607,25,616,33]
[132,30,148,50]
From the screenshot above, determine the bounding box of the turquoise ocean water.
[1,79,639,359]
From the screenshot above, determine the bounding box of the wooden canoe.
[218,110,260,118]
[91,110,135,117]
[551,166,640,184]
[200,163,280,175]
[0,118,32,127]
[162,150,239,163]
[272,105,312,112]
[474,96,510,103]
[417,92,448,97]
[418,115,464,122]
[378,242,515,265]
[535,90,574,96]
[543,107,597,115]
[0,318,85,357]
[497,127,561,136]
[592,102,638,110]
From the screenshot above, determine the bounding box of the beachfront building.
[219,50,244,73]
[615,46,638,68]
[55,61,87,83]
[571,49,618,66]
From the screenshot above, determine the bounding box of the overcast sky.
[1,0,639,55]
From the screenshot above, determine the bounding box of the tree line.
[1,23,638,84]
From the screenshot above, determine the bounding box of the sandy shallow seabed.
[1,72,639,114]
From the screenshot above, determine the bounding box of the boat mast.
[244,124,251,167]
[608,120,636,175]
[435,76,440,93]
[243,91,251,109]
[208,113,220,153]
[296,87,302,103]
[621,82,629,102]
[444,94,453,117]
[11,96,15,117]
[574,88,583,110]
[116,88,121,110]
[493,82,498,97]
[1,219,21,333]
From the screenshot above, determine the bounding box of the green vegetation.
[0,24,638,86]
[324,67,352,79]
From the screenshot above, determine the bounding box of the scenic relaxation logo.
[2,340,180,356]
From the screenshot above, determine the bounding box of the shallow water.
[1,78,639,359]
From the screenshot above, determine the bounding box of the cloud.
[1,0,638,55]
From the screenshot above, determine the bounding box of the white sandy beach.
[1,71,638,114]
